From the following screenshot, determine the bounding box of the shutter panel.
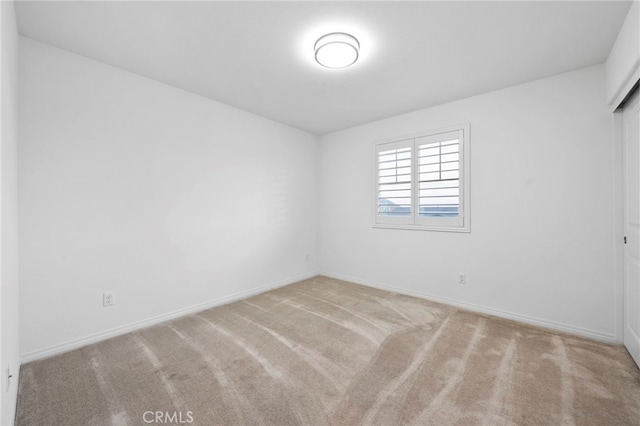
[375,139,413,225]
[416,130,464,227]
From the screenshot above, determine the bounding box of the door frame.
[614,110,625,344]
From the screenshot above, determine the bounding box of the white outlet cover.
[103,292,114,307]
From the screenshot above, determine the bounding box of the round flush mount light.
[314,32,360,69]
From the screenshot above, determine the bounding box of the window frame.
[373,123,470,233]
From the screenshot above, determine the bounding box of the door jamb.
[613,110,624,344]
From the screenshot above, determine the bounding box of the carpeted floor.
[16,276,640,425]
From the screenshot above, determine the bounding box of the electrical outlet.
[103,291,114,307]
[458,272,467,285]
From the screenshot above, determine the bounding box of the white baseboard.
[23,270,618,363]
[21,272,319,364]
[320,271,618,344]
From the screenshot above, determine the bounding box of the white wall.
[1,1,20,424]
[605,0,639,108]
[19,37,318,361]
[319,65,618,342]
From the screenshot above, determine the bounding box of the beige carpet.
[16,276,640,425]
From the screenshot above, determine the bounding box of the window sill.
[372,223,470,233]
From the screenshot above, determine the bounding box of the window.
[374,124,469,232]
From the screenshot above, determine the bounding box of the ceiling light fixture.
[314,32,360,69]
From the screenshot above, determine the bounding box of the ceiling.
[15,1,632,135]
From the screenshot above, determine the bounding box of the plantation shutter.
[375,139,413,225]
[373,124,469,232]
[415,130,464,227]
